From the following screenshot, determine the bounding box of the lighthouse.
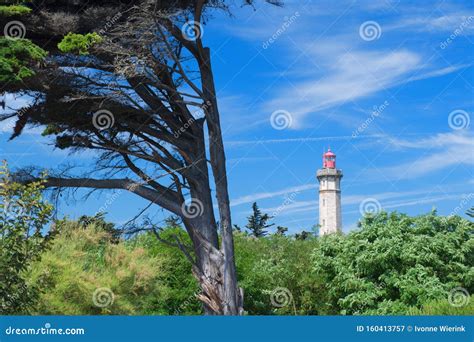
[317,148,343,235]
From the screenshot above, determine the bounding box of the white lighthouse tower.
[317,148,343,235]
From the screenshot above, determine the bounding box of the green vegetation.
[28,221,171,315]
[245,202,274,237]
[57,33,103,55]
[0,176,472,315]
[0,163,54,314]
[313,211,474,315]
[0,38,47,82]
[0,5,31,16]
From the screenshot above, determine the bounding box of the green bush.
[407,296,474,315]
[0,5,31,16]
[312,211,474,315]
[18,210,473,316]
[0,163,54,314]
[234,233,325,315]
[128,228,201,315]
[58,32,102,55]
[0,38,47,82]
[28,222,172,315]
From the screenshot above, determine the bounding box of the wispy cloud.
[386,13,474,34]
[230,183,316,207]
[262,187,468,216]
[226,134,385,147]
[265,49,423,128]
[381,132,474,180]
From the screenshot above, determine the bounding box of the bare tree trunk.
[200,47,243,315]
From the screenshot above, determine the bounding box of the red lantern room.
[322,147,336,169]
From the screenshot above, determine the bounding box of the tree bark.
[200,47,243,315]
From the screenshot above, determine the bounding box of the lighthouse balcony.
[317,168,343,178]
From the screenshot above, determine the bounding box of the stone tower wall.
[317,169,342,235]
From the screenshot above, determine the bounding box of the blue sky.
[1,0,473,233]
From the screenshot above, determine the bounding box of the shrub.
[234,233,325,315]
[0,163,53,314]
[28,222,171,315]
[312,211,474,315]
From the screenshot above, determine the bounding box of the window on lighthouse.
[322,219,325,227]
[322,199,325,206]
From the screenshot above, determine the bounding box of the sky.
[1,0,473,233]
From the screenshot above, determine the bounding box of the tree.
[294,230,309,240]
[78,212,121,243]
[467,207,474,218]
[245,202,274,238]
[0,0,281,315]
[275,226,288,236]
[233,224,242,232]
[313,211,474,314]
[0,162,54,314]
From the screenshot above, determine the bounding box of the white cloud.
[230,183,316,207]
[387,13,474,34]
[381,132,474,180]
[265,49,422,128]
[262,187,468,217]
[226,134,385,147]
